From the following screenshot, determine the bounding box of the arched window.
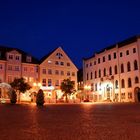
[87,73,89,80]
[95,71,97,79]
[134,60,138,70]
[109,67,112,75]
[121,79,125,88]
[90,72,93,79]
[128,78,132,87]
[127,62,131,72]
[103,68,106,76]
[114,65,117,74]
[115,80,118,89]
[121,64,124,73]
[99,69,101,78]
[135,76,139,84]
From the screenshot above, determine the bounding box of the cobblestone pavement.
[0,103,140,140]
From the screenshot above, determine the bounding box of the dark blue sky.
[0,0,140,68]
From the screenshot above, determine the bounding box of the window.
[87,73,89,80]
[24,67,27,72]
[108,54,111,60]
[109,67,112,75]
[42,79,46,86]
[67,62,70,66]
[48,60,52,64]
[60,62,64,66]
[90,72,93,79]
[95,83,97,91]
[30,67,34,73]
[114,65,117,74]
[8,76,12,83]
[15,66,20,71]
[135,76,139,84]
[48,69,52,75]
[55,61,59,65]
[121,64,124,73]
[95,71,97,79]
[67,71,70,76]
[127,62,131,72]
[15,55,20,60]
[55,70,59,75]
[0,64,2,70]
[103,56,105,62]
[8,65,12,70]
[55,80,59,86]
[103,68,106,76]
[120,52,123,57]
[128,78,132,87]
[42,69,46,74]
[72,72,75,76]
[115,80,118,89]
[90,62,92,66]
[56,53,63,59]
[121,93,125,99]
[48,79,52,86]
[94,61,96,65]
[98,58,100,64]
[99,69,101,78]
[121,79,125,88]
[114,52,116,59]
[128,92,132,99]
[86,64,88,68]
[8,54,13,60]
[26,56,31,62]
[91,83,94,91]
[126,50,129,55]
[134,60,138,70]
[61,71,64,75]
[133,48,136,53]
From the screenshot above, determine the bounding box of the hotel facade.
[83,36,140,102]
[0,46,77,102]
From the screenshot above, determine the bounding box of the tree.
[36,89,44,106]
[60,79,75,102]
[10,77,31,102]
[9,89,17,104]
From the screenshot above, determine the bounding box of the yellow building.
[39,47,78,103]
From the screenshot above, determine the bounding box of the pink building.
[83,36,140,102]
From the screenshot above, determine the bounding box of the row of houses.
[1,35,140,103]
[0,46,78,102]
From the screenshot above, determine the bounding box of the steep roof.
[83,35,140,61]
[39,47,58,64]
[0,46,39,64]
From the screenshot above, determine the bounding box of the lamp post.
[84,85,91,101]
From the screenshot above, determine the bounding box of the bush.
[10,90,17,104]
[36,89,44,106]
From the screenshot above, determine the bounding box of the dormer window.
[9,54,13,60]
[26,56,32,62]
[15,55,20,61]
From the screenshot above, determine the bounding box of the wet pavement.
[0,103,140,140]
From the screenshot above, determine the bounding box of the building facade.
[39,47,78,102]
[0,46,78,102]
[83,36,140,102]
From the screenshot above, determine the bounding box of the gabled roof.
[0,46,39,64]
[83,35,140,61]
[39,47,58,64]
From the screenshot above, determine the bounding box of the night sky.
[0,0,140,68]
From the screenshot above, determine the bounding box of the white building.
[83,36,140,102]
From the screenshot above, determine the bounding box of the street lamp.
[84,85,91,101]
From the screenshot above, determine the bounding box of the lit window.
[48,60,52,64]
[48,79,52,86]
[128,92,132,99]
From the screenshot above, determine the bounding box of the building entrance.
[134,87,140,102]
